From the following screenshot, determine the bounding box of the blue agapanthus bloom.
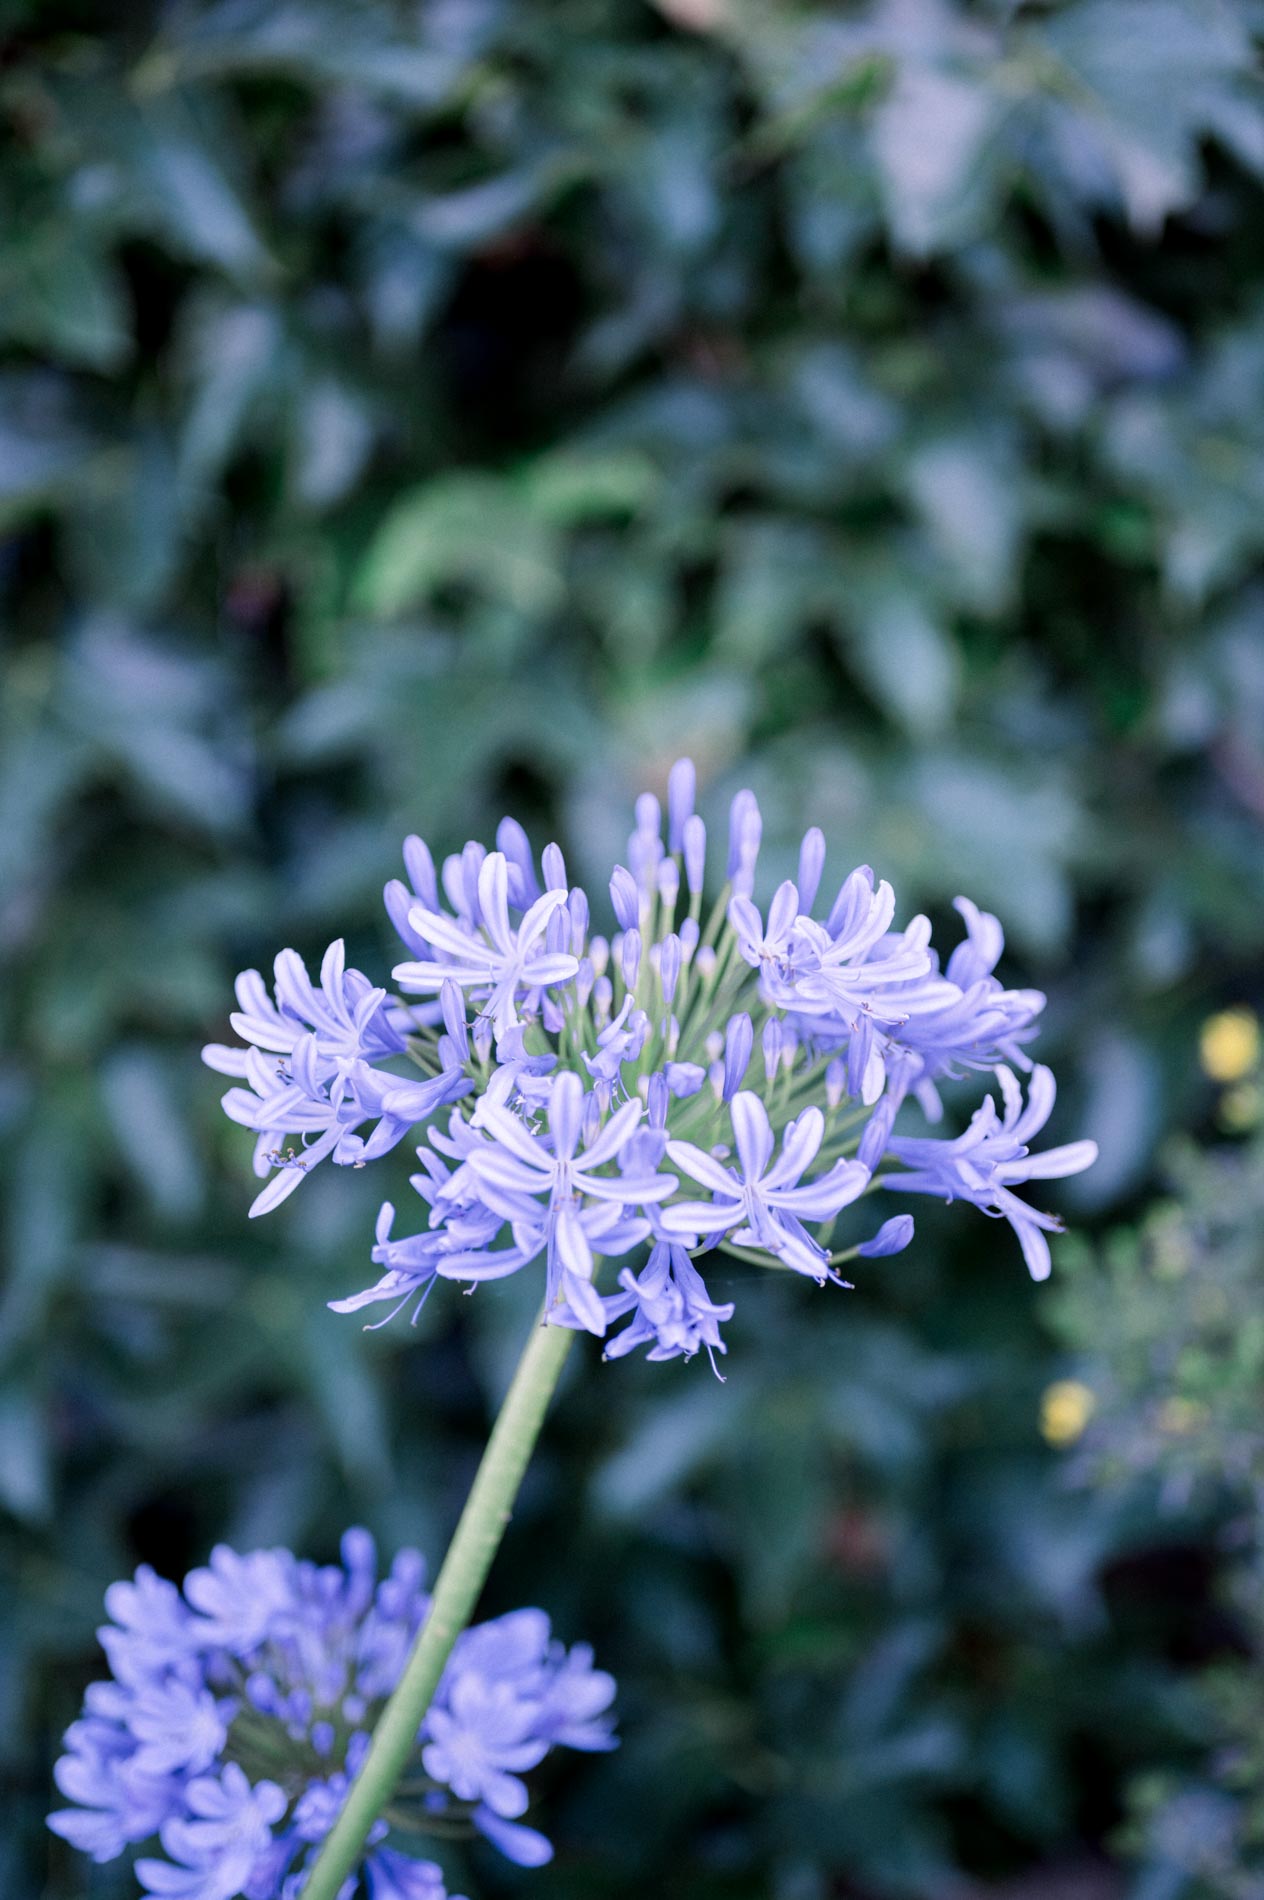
[205,761,1096,1365]
[48,1532,615,1898]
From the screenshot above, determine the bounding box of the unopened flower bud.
[667,756,696,853]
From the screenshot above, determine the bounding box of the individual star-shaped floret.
[393,852,578,1036]
[662,1091,868,1280]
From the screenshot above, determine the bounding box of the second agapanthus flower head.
[204,761,1096,1364]
[48,1530,615,1899]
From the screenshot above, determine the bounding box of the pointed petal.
[274,946,321,1020]
[729,1091,774,1181]
[660,1199,742,1236]
[517,885,569,952]
[1015,1216,1052,1281]
[438,1245,534,1282]
[478,852,514,952]
[319,937,347,1001]
[1001,1139,1098,1182]
[547,1071,584,1160]
[329,1271,422,1313]
[766,879,801,944]
[769,1158,869,1219]
[664,1140,738,1196]
[762,1106,824,1189]
[579,1096,643,1170]
[727,894,764,960]
[1011,1064,1056,1142]
[227,1011,295,1055]
[561,1270,607,1334]
[407,908,493,964]
[554,1203,593,1280]
[996,1064,1024,1129]
[581,1168,677,1203]
[200,1048,250,1079]
[473,1102,551,1171]
[468,1148,549,1195]
[462,1172,542,1226]
[521,951,580,988]
[825,865,874,941]
[393,958,493,991]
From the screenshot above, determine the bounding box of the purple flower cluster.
[48,1531,615,1899]
[203,942,470,1217]
[205,761,1096,1365]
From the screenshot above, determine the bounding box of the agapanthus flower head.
[207,760,1095,1361]
[49,1532,615,1898]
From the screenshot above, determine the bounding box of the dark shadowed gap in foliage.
[226,73,326,210]
[127,1486,202,1582]
[0,0,145,52]
[942,1703,1146,1882]
[679,549,721,629]
[1096,146,1264,329]
[754,636,850,747]
[433,236,588,452]
[1073,1733,1145,1867]
[1,517,65,632]
[1006,191,1071,279]
[940,1793,1073,1885]
[269,766,375,873]
[395,1310,503,1448]
[116,239,192,366]
[1023,531,1159,734]
[491,757,559,846]
[1101,1541,1246,1670]
[882,252,960,323]
[222,558,295,693]
[791,615,887,739]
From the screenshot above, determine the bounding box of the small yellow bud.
[1040,1379,1095,1447]
[1199,1008,1260,1084]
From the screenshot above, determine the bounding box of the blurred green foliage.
[3,1,1264,1895]
[1052,1106,1264,1900]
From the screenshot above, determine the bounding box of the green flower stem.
[300,1307,576,1900]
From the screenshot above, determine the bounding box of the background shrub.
[4,3,1264,1895]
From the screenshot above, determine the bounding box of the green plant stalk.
[300,1307,576,1900]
